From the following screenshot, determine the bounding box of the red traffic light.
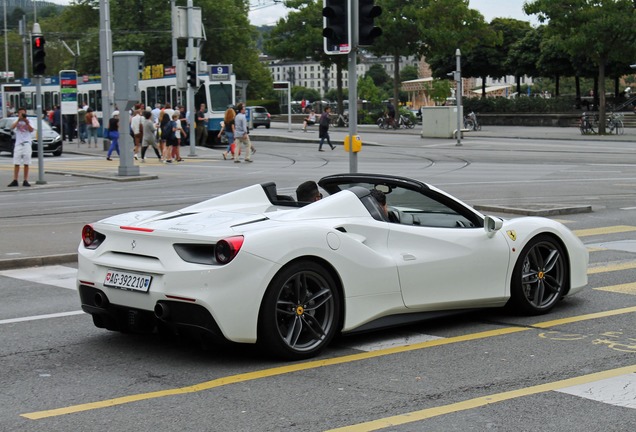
[33,36,45,49]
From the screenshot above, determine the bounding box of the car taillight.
[82,225,96,247]
[215,236,244,264]
[82,224,104,249]
[267,113,271,119]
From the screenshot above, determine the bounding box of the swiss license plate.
[104,269,152,293]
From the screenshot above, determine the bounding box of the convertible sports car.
[77,174,588,360]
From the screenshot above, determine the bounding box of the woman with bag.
[86,108,99,148]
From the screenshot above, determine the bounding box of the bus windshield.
[208,83,233,112]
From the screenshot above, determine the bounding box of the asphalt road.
[1,124,636,431]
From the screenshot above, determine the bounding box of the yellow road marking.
[326,364,636,431]
[587,246,607,252]
[21,305,636,420]
[595,282,636,295]
[573,225,636,237]
[588,261,636,274]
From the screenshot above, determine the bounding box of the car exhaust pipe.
[94,291,109,308]
[154,302,170,320]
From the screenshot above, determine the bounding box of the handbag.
[91,115,99,128]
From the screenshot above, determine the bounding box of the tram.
[0,64,235,146]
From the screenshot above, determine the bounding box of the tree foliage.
[524,0,636,132]
[2,0,271,98]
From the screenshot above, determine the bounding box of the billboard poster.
[60,70,78,115]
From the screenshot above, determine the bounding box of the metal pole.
[187,0,197,157]
[21,16,28,79]
[456,48,462,147]
[3,0,8,82]
[348,0,359,173]
[171,0,177,67]
[287,83,292,132]
[36,78,46,184]
[100,0,114,147]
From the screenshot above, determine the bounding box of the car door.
[389,224,510,309]
[384,187,510,309]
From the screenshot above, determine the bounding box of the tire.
[509,235,568,315]
[266,124,270,129]
[464,119,475,130]
[258,260,341,360]
[615,119,624,135]
[377,118,384,128]
[475,123,482,131]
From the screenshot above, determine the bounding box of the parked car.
[0,116,63,156]
[249,106,271,129]
[77,173,588,360]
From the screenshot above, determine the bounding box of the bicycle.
[331,113,349,127]
[398,114,415,129]
[579,112,598,135]
[463,111,481,131]
[606,112,624,135]
[376,114,395,129]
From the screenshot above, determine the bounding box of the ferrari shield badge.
[506,230,517,241]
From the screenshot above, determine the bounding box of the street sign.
[59,70,78,115]
[273,81,290,90]
[210,65,232,81]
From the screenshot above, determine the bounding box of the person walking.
[106,111,120,161]
[140,111,162,162]
[318,106,335,151]
[85,108,99,147]
[218,107,236,160]
[233,103,253,163]
[195,103,208,147]
[171,112,186,162]
[130,104,143,160]
[7,107,33,187]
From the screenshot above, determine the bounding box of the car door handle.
[401,253,416,261]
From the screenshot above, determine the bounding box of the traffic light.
[322,0,351,55]
[32,35,46,76]
[187,61,197,87]
[359,0,382,46]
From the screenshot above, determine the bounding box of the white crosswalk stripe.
[0,265,77,290]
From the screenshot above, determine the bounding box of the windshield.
[208,83,233,112]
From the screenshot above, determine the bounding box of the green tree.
[525,0,636,133]
[366,63,390,87]
[358,75,381,103]
[264,0,348,112]
[400,65,419,82]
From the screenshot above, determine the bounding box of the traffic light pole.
[35,76,46,185]
[347,0,359,174]
[186,0,197,157]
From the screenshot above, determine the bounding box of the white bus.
[2,66,236,146]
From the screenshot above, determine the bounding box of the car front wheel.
[509,234,567,315]
[258,261,340,360]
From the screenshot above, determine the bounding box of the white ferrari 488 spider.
[77,173,588,360]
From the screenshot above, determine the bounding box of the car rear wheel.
[258,261,340,360]
[509,235,567,315]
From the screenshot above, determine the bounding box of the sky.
[249,0,538,27]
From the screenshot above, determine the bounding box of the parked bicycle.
[579,112,598,135]
[331,112,349,127]
[607,112,624,135]
[398,113,415,129]
[463,111,481,131]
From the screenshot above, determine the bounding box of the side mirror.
[484,215,503,236]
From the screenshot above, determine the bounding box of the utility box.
[421,106,463,138]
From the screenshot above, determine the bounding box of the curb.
[474,204,593,217]
[0,253,77,271]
